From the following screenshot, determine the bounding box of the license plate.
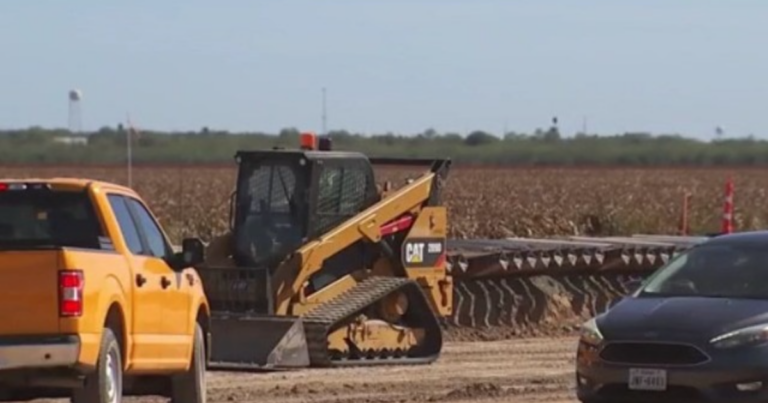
[628,368,667,391]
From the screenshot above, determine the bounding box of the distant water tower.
[68,89,83,133]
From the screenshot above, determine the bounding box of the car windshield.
[0,188,107,250]
[639,242,768,299]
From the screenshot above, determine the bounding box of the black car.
[575,230,768,403]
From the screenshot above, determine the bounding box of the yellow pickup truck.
[0,178,210,403]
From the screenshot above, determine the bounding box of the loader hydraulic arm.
[271,164,447,315]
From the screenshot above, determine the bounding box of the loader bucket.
[207,314,310,370]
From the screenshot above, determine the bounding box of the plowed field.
[1,165,763,243]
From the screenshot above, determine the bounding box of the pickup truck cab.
[0,178,210,403]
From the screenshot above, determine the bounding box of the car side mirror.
[180,237,205,267]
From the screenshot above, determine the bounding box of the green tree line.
[1,125,767,166]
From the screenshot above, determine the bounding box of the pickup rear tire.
[170,323,206,403]
[72,328,122,403]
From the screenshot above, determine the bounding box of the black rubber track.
[301,275,444,368]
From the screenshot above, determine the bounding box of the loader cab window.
[235,159,307,265]
[0,188,107,251]
[313,161,373,235]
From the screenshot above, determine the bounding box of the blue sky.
[1,1,766,139]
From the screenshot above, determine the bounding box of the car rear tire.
[72,327,123,403]
[171,323,206,403]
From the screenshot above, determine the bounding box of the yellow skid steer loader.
[197,133,453,369]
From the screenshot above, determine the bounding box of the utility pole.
[125,113,133,188]
[321,87,327,135]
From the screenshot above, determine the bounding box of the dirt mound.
[441,382,507,400]
[443,271,646,341]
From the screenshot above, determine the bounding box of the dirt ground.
[10,337,580,403]
[141,336,578,403]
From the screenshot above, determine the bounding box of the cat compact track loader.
[197,132,453,370]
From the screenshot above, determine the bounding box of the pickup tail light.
[59,270,84,317]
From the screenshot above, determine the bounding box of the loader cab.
[231,144,379,268]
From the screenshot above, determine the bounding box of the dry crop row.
[2,165,767,242]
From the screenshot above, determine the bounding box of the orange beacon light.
[300,132,317,150]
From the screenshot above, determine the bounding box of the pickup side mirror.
[180,237,205,267]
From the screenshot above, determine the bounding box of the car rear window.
[0,188,110,250]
